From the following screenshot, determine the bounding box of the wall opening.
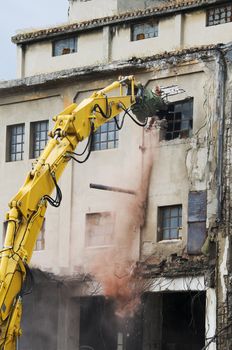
[161,292,205,350]
[79,292,205,350]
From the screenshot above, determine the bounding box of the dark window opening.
[6,124,25,162]
[131,21,158,41]
[30,120,49,159]
[165,99,193,141]
[206,4,232,26]
[158,205,182,241]
[92,119,119,151]
[52,37,77,56]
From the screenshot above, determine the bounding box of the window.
[187,191,207,254]
[6,124,25,162]
[131,20,158,41]
[35,219,45,251]
[165,99,193,141]
[92,119,119,151]
[30,120,49,158]
[158,205,182,241]
[85,212,115,247]
[52,37,77,56]
[206,4,232,26]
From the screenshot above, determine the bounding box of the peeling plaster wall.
[141,63,219,259]
[0,57,220,276]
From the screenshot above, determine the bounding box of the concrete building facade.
[1,0,232,349]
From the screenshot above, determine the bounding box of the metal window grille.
[207,4,232,26]
[158,205,182,240]
[85,212,115,247]
[35,220,45,251]
[165,99,193,141]
[7,124,25,162]
[52,37,77,56]
[131,21,158,41]
[92,118,119,151]
[31,120,49,158]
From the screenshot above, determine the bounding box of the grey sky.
[0,0,68,81]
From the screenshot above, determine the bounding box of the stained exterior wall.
[15,9,232,78]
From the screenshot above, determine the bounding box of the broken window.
[131,20,158,41]
[35,219,45,251]
[165,98,193,141]
[52,37,77,56]
[85,212,115,247]
[206,4,232,26]
[30,120,49,159]
[92,118,119,151]
[158,205,182,241]
[6,123,25,162]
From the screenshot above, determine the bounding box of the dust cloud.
[86,127,158,318]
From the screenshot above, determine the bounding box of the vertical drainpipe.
[216,48,226,223]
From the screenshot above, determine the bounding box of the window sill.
[158,238,182,243]
[85,244,114,249]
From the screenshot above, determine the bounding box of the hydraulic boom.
[0,76,166,350]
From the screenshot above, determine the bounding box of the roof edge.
[11,0,222,45]
[0,44,222,95]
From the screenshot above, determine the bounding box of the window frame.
[157,205,182,241]
[91,118,119,151]
[30,120,49,159]
[52,36,78,57]
[165,98,193,141]
[206,3,232,27]
[6,123,25,162]
[131,20,159,41]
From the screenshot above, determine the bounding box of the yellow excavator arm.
[0,76,166,350]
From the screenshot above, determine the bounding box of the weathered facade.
[1,0,232,349]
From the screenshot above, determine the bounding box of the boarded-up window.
[187,191,207,254]
[85,212,115,247]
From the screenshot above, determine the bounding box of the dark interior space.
[79,296,143,350]
[80,296,117,350]
[80,292,205,350]
[162,291,206,350]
